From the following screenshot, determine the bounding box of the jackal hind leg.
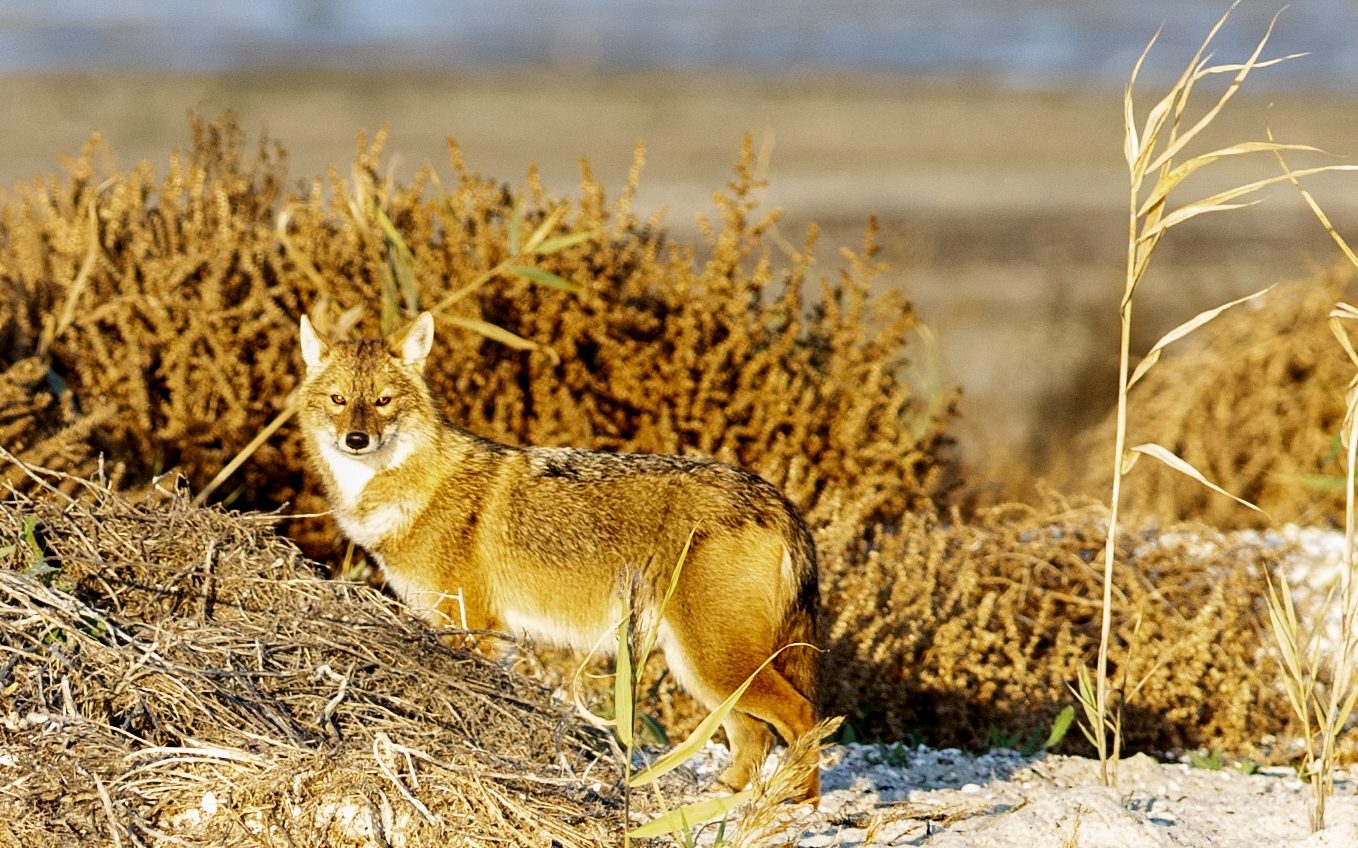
[717,711,774,792]
[672,639,819,799]
[728,665,820,801]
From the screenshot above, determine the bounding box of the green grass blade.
[379,266,399,337]
[627,789,753,839]
[372,204,421,314]
[21,516,40,555]
[630,645,800,788]
[638,713,669,746]
[1044,705,1076,751]
[505,264,580,293]
[615,613,634,748]
[1071,667,1102,749]
[531,229,599,255]
[1283,473,1348,493]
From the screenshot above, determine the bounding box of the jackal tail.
[775,526,821,714]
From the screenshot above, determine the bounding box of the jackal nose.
[344,432,370,451]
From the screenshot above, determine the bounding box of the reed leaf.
[522,205,568,253]
[505,263,580,293]
[1143,8,1283,174]
[1138,143,1324,218]
[628,789,754,839]
[441,314,544,352]
[1138,201,1258,241]
[1127,442,1263,513]
[1128,285,1273,389]
[531,229,600,255]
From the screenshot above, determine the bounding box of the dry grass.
[1263,152,1358,832]
[1070,1,1334,785]
[0,113,964,839]
[2,460,1335,843]
[0,460,626,846]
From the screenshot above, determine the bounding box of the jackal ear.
[394,311,435,368]
[298,315,329,371]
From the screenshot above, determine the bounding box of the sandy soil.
[679,743,1358,847]
[5,70,1358,478]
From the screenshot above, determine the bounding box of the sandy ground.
[681,742,1358,847]
[4,70,1358,478]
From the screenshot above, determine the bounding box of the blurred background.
[3,0,1356,479]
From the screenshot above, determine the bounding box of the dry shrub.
[1056,270,1356,528]
[0,358,108,491]
[0,115,955,559]
[0,112,966,794]
[2,121,299,506]
[819,494,1312,756]
[0,466,624,847]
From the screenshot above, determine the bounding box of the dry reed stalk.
[1263,148,1358,831]
[1086,1,1325,786]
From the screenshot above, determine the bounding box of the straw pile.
[0,458,626,847]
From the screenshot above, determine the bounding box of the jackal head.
[297,312,437,462]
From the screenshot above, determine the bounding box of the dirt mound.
[1055,271,1356,528]
[0,461,624,846]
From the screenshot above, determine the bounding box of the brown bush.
[819,494,1311,757]
[1054,271,1355,528]
[0,115,956,560]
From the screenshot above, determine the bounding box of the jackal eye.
[330,394,346,406]
[374,396,392,407]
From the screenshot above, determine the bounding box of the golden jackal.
[298,311,822,798]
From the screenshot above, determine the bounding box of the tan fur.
[297,312,822,800]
